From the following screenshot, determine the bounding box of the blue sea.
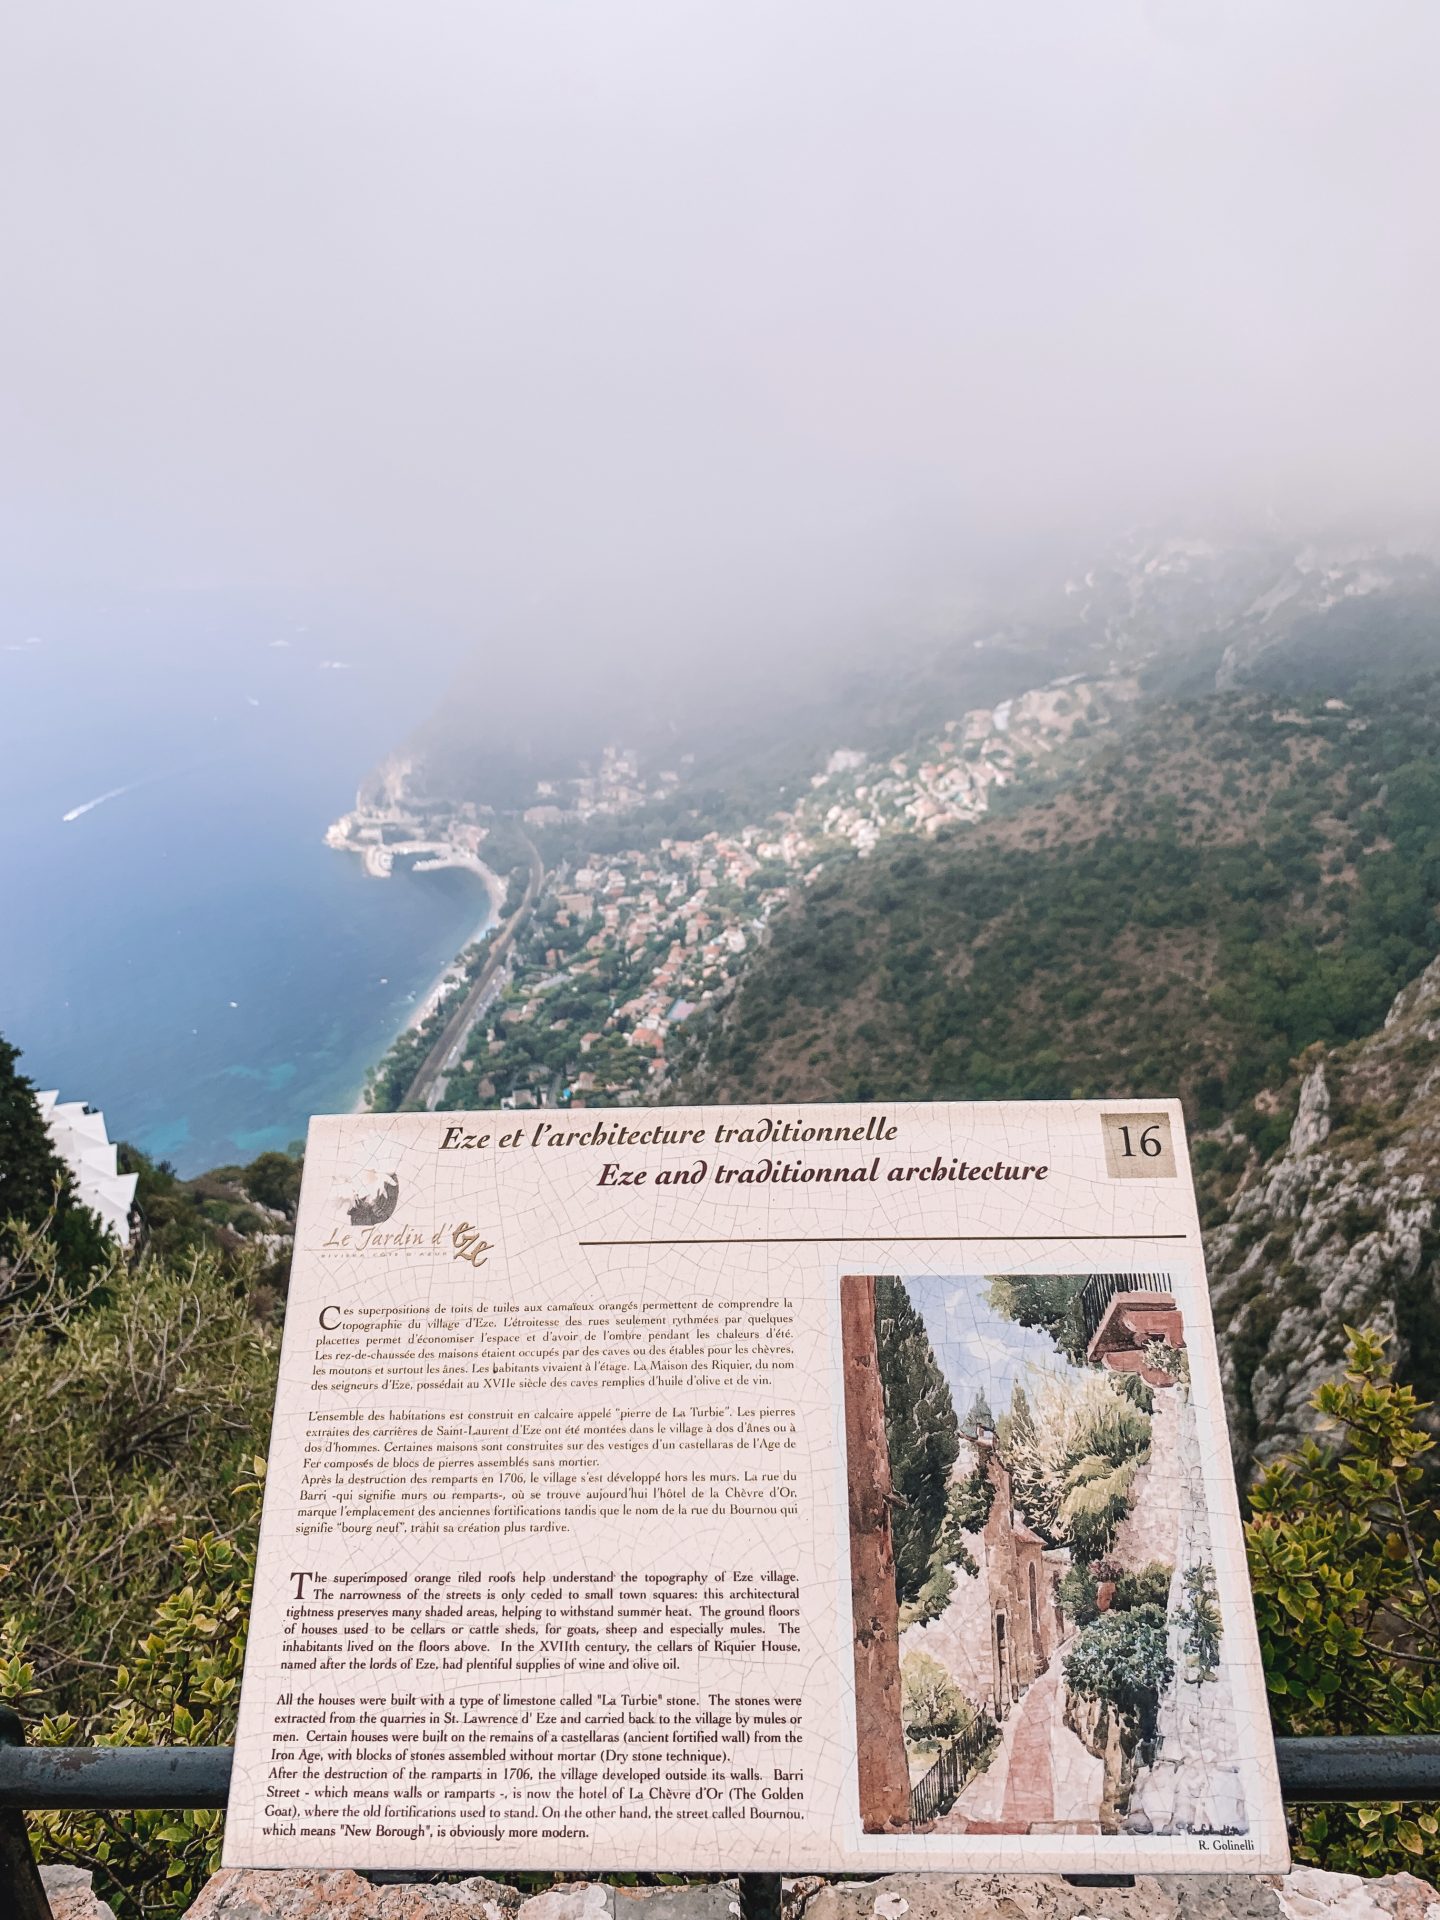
[0,592,490,1174]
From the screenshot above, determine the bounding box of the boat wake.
[61,781,142,823]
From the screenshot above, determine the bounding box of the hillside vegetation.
[678,678,1440,1150]
[0,1041,287,1724]
[1,1238,277,1723]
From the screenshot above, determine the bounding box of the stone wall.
[1127,1386,1244,1840]
[42,1864,1439,1920]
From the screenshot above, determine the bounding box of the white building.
[34,1091,137,1245]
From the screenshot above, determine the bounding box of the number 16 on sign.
[1101,1109,1178,1178]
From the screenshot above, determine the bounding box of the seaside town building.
[35,1089,137,1245]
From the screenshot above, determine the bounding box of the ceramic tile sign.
[224,1100,1287,1876]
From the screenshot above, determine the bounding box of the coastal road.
[403,832,544,1112]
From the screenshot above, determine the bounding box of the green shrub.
[0,1237,277,1721]
[1063,1604,1173,1746]
[1247,1327,1440,1875]
[1107,1561,1174,1613]
[6,1464,262,1919]
[1057,1563,1100,1625]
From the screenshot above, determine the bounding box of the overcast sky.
[2,1,1437,679]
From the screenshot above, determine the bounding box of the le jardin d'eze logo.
[325,1172,492,1268]
[346,1172,400,1226]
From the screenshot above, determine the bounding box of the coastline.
[349,856,507,1114]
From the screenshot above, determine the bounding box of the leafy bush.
[0,1235,277,1720]
[5,1464,262,1920]
[234,1151,302,1219]
[986,1272,1090,1364]
[1142,1337,1189,1386]
[1058,1559,1172,1627]
[929,1464,994,1581]
[1107,1561,1173,1613]
[1247,1327,1440,1875]
[1063,1604,1173,1746]
[1057,1563,1100,1625]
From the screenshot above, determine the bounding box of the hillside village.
[348,533,1439,1116]
[342,671,1134,1112]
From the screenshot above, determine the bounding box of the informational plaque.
[225,1100,1287,1875]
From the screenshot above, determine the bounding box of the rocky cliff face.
[1206,953,1440,1477]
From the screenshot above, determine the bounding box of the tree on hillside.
[874,1276,961,1603]
[237,1149,303,1219]
[0,1035,110,1285]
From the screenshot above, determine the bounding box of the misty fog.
[3,0,1438,711]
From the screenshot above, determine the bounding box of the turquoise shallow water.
[0,595,488,1173]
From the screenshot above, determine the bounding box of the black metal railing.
[909,1710,999,1826]
[1074,1270,1173,1356]
[5,1721,1440,1920]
